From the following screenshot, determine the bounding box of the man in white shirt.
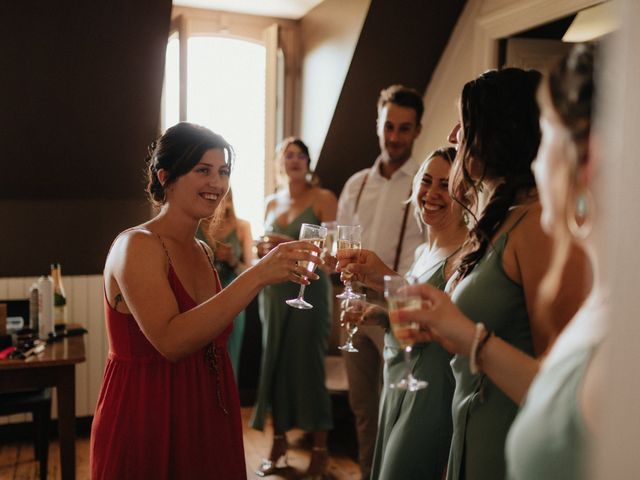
[336,84,426,480]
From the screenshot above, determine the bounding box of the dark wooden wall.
[0,1,172,276]
[314,0,467,195]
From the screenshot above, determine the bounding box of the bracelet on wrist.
[469,322,493,374]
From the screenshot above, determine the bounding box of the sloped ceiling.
[0,1,172,275]
[0,1,171,200]
[313,0,467,194]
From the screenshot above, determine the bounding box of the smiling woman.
[90,122,325,480]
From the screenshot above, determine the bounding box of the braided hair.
[145,122,235,206]
[451,68,542,282]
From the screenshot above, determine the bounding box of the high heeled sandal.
[300,446,330,480]
[255,435,288,477]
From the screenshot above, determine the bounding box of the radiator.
[0,275,107,425]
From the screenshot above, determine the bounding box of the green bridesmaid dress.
[250,206,333,433]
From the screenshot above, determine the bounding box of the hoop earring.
[567,189,594,240]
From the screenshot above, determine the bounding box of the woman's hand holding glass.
[255,233,295,258]
[390,283,476,357]
[336,248,397,293]
[254,238,322,288]
[285,223,327,310]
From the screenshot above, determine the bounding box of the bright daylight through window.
[163,36,266,237]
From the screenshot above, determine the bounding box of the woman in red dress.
[90,122,321,479]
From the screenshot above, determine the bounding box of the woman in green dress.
[391,68,589,480]
[198,189,254,380]
[251,137,338,479]
[337,147,467,479]
[505,43,606,480]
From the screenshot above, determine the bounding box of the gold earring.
[567,189,593,239]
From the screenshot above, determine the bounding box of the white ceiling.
[172,0,325,19]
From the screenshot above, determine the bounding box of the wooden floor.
[0,408,361,480]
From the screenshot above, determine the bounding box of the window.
[163,35,267,236]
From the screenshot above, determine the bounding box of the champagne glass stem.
[297,284,307,300]
[403,345,412,379]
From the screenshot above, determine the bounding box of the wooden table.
[0,330,86,480]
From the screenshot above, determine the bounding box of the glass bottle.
[51,262,67,328]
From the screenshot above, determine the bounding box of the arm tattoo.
[114,293,124,311]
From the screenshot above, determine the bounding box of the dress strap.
[197,239,216,271]
[505,209,530,236]
[152,232,173,266]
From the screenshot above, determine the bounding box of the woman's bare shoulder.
[264,192,282,212]
[313,187,338,209]
[314,187,338,202]
[509,202,546,243]
[107,227,165,268]
[236,218,252,233]
[311,187,338,222]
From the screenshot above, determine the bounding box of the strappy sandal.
[255,434,288,477]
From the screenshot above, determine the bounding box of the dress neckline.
[274,205,314,230]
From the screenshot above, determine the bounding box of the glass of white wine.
[336,225,362,300]
[285,223,327,310]
[384,275,427,391]
[338,292,367,353]
[321,221,338,256]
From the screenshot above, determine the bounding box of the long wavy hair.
[450,68,542,283]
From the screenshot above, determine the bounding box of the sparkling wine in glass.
[338,292,366,353]
[336,225,362,300]
[286,223,327,310]
[384,275,427,391]
[321,221,338,256]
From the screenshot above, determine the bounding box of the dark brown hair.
[451,68,542,282]
[276,136,320,188]
[145,122,234,206]
[548,43,594,165]
[377,84,424,126]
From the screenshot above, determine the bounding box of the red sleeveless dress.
[90,262,246,479]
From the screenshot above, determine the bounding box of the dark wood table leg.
[56,365,76,480]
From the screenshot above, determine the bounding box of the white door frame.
[473,0,601,72]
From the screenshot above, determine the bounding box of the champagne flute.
[336,225,362,300]
[384,275,427,391]
[338,292,367,353]
[321,221,338,256]
[285,223,327,310]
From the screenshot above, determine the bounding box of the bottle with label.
[37,275,54,336]
[51,262,68,328]
[29,283,39,335]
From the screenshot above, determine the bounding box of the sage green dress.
[250,206,333,433]
[505,346,594,480]
[371,244,455,480]
[195,227,246,381]
[215,230,246,380]
[447,213,533,480]
[504,293,607,480]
